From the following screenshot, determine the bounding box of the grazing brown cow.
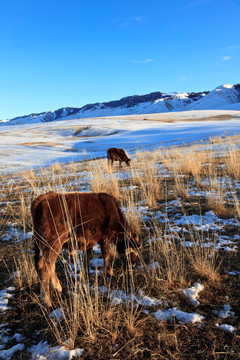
[31,191,140,307]
[107,147,131,168]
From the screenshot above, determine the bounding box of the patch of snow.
[29,340,84,359]
[175,211,238,235]
[229,270,240,276]
[182,282,204,306]
[222,246,237,252]
[95,286,109,295]
[216,323,237,333]
[2,223,32,242]
[0,287,15,312]
[0,326,25,360]
[89,258,104,268]
[109,289,161,307]
[0,343,25,360]
[180,241,194,247]
[137,290,161,307]
[49,308,65,325]
[92,244,101,254]
[146,262,161,270]
[12,333,24,342]
[147,238,160,244]
[153,307,204,324]
[213,305,235,319]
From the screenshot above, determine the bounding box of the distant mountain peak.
[1,84,240,126]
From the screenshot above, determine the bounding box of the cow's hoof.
[107,270,114,277]
[44,299,52,308]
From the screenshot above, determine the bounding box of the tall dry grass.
[89,160,120,199]
[5,140,238,354]
[131,153,161,208]
[31,239,141,348]
[145,221,187,289]
[161,148,206,177]
[12,166,142,347]
[224,147,240,179]
[13,239,38,289]
[172,167,189,199]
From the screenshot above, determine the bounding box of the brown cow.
[107,148,131,168]
[31,191,140,307]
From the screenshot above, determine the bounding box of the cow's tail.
[34,241,40,273]
[31,198,42,273]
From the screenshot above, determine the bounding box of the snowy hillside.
[1,110,240,174]
[191,84,240,110]
[1,84,240,126]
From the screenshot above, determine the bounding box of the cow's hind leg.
[38,245,61,307]
[49,243,63,293]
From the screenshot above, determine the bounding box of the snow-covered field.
[1,109,240,174]
[0,109,240,359]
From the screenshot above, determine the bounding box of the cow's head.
[125,231,141,266]
[126,158,131,167]
[115,228,141,266]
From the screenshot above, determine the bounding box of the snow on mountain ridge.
[191,84,240,111]
[1,84,240,125]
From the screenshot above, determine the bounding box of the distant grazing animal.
[107,148,131,168]
[31,191,140,307]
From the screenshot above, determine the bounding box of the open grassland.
[0,134,240,359]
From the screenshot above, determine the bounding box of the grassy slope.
[0,134,240,359]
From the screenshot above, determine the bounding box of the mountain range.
[1,84,240,126]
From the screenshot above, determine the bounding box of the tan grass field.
[0,134,239,359]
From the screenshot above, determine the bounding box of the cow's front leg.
[100,239,113,276]
[82,248,92,276]
[38,256,53,308]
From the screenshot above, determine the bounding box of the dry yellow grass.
[207,193,233,218]
[89,160,120,199]
[20,142,62,147]
[131,156,161,208]
[184,232,221,283]
[210,136,223,144]
[2,136,240,359]
[13,240,38,289]
[225,148,240,179]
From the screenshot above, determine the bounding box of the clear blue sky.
[0,0,239,119]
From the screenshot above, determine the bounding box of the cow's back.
[98,192,125,230]
[67,192,124,240]
[31,191,124,246]
[107,148,127,161]
[117,149,126,159]
[107,148,116,160]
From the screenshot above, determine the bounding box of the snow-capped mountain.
[1,84,240,126]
